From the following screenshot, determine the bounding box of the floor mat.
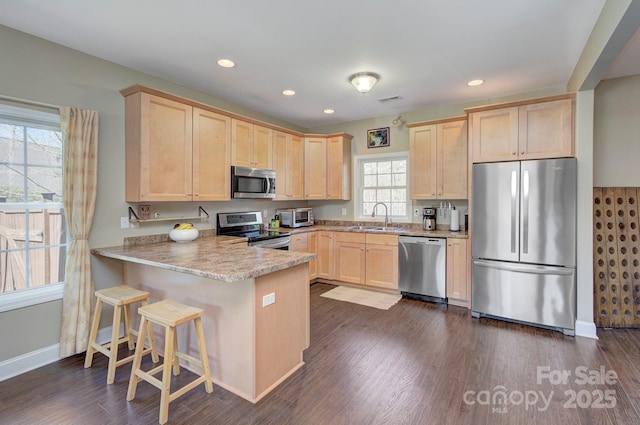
[320,286,401,310]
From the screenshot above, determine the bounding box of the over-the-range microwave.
[231,166,276,199]
[277,208,314,228]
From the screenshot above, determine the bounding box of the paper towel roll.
[450,209,460,231]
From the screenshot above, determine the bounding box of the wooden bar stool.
[84,285,159,384]
[127,299,213,425]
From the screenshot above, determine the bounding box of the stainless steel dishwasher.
[398,236,446,303]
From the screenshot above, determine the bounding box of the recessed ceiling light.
[467,79,484,86]
[282,89,296,96]
[323,109,335,114]
[217,59,235,68]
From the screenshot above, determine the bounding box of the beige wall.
[594,74,640,186]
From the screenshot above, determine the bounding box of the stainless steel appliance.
[231,166,276,199]
[471,158,577,334]
[277,207,314,228]
[398,236,446,303]
[217,211,290,249]
[423,207,437,231]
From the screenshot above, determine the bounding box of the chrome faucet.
[371,202,390,227]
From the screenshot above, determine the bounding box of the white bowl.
[169,228,199,243]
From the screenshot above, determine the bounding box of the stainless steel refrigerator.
[471,158,577,334]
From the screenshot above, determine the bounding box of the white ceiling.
[1,0,636,129]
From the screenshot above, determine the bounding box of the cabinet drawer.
[365,233,398,246]
[335,232,366,243]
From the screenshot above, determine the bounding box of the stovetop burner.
[217,211,290,242]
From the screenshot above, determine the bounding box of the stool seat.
[127,299,213,425]
[96,285,151,306]
[139,299,203,327]
[84,285,158,385]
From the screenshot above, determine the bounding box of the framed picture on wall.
[367,127,390,148]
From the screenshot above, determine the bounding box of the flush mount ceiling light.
[282,89,296,96]
[217,59,235,68]
[467,79,484,86]
[323,109,335,114]
[349,72,380,94]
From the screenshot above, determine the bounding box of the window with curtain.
[355,152,410,222]
[0,104,67,311]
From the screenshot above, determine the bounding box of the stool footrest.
[175,352,204,368]
[169,376,209,402]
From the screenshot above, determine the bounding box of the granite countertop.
[281,224,469,239]
[91,236,316,283]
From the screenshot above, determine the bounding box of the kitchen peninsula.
[91,236,315,403]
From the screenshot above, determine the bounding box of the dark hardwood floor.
[2,282,640,425]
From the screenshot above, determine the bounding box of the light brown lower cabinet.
[290,233,308,253]
[365,234,399,289]
[316,231,335,280]
[307,232,318,280]
[333,232,398,290]
[446,238,469,307]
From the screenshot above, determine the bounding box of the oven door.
[249,236,291,250]
[231,166,276,199]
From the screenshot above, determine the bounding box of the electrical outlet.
[263,209,268,219]
[341,208,347,216]
[120,216,130,229]
[414,208,421,217]
[262,292,275,307]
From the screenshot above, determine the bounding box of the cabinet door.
[327,135,351,200]
[470,107,518,163]
[438,120,468,199]
[409,125,437,199]
[290,233,309,252]
[253,124,273,169]
[133,93,193,201]
[446,238,468,303]
[365,234,398,289]
[231,119,253,167]
[519,99,573,160]
[193,108,231,201]
[305,137,327,199]
[308,231,318,280]
[365,244,398,289]
[287,134,305,199]
[334,233,366,284]
[272,131,288,200]
[316,231,334,279]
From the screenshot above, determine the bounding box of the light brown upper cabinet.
[273,131,304,200]
[304,133,352,200]
[408,118,467,200]
[468,95,574,163]
[231,119,273,169]
[122,89,231,202]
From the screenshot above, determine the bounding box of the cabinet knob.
[186,193,192,196]
[521,151,525,154]
[512,151,516,155]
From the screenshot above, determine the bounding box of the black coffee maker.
[423,207,437,231]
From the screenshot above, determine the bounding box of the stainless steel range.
[216,211,291,250]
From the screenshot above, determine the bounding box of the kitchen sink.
[346,225,384,230]
[345,225,406,232]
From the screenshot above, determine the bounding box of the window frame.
[353,151,411,223]
[0,103,66,312]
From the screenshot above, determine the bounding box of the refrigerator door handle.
[510,170,517,253]
[473,259,575,275]
[522,169,529,254]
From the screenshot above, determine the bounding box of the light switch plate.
[120,217,130,229]
[341,208,347,216]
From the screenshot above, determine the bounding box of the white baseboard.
[0,326,115,382]
[575,320,598,339]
